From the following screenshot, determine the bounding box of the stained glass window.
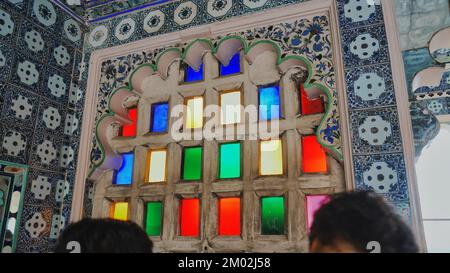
[300,84,324,115]
[220,53,241,76]
[186,97,204,129]
[150,102,169,133]
[180,198,200,236]
[110,202,128,221]
[305,195,330,232]
[220,91,241,125]
[259,85,281,121]
[260,140,283,176]
[218,197,241,236]
[120,107,138,137]
[261,197,284,235]
[146,150,167,183]
[146,201,163,236]
[113,153,134,185]
[182,147,202,181]
[185,64,204,82]
[219,142,241,179]
[302,135,328,173]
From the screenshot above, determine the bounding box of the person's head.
[309,191,419,253]
[55,218,153,253]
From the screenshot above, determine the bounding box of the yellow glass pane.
[111,202,128,221]
[186,97,203,129]
[220,91,241,125]
[147,150,167,183]
[260,140,283,175]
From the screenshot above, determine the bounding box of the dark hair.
[55,218,153,253]
[309,191,419,253]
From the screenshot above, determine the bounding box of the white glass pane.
[9,191,21,214]
[423,221,450,253]
[220,91,241,125]
[416,124,450,219]
[148,150,167,183]
[186,97,203,129]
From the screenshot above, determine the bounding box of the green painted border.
[0,160,29,253]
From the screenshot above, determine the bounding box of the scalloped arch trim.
[89,36,342,179]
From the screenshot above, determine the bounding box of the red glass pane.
[121,107,138,137]
[300,84,324,115]
[180,198,200,236]
[302,135,328,173]
[306,195,330,232]
[218,198,241,236]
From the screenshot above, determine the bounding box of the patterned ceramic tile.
[0,42,15,83]
[16,18,52,63]
[0,4,20,46]
[29,0,59,30]
[23,168,66,207]
[16,205,52,253]
[35,98,66,136]
[59,140,76,170]
[0,121,33,164]
[426,98,448,116]
[354,153,409,203]
[0,84,41,129]
[346,63,396,109]
[350,107,403,155]
[62,16,83,46]
[49,41,75,73]
[68,80,84,109]
[29,130,62,172]
[341,24,390,69]
[41,66,71,105]
[63,109,81,140]
[337,0,384,30]
[10,52,45,92]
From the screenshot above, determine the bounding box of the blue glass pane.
[220,53,241,76]
[259,85,281,121]
[114,153,134,185]
[185,64,203,82]
[151,102,169,133]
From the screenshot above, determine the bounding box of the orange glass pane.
[218,198,241,236]
[180,198,200,236]
[302,135,328,173]
[121,107,138,137]
[110,202,128,221]
[300,84,324,115]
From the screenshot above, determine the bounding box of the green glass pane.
[146,202,162,236]
[261,197,285,235]
[183,147,202,180]
[219,143,241,179]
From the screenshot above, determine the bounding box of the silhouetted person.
[55,218,153,253]
[309,191,419,253]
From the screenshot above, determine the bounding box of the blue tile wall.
[0,0,84,253]
[336,0,413,219]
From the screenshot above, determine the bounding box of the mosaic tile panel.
[0,0,85,253]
